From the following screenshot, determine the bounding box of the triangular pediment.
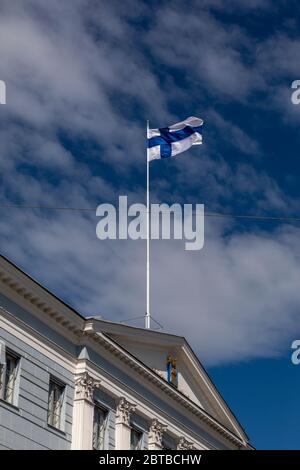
[87,318,248,442]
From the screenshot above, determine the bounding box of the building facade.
[0,255,251,450]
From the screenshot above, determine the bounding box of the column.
[148,419,167,450]
[115,397,136,450]
[71,372,101,450]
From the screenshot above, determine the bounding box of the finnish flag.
[147,116,203,162]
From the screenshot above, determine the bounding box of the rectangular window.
[47,378,65,430]
[93,406,108,450]
[130,427,143,450]
[162,440,176,450]
[3,352,19,405]
[162,434,176,450]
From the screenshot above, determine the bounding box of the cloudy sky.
[0,0,300,448]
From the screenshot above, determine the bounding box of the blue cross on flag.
[147,116,203,162]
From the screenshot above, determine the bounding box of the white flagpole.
[145,120,151,329]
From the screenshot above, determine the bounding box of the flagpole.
[145,120,151,329]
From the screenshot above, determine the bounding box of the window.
[93,406,108,450]
[3,352,19,405]
[47,378,65,430]
[162,438,176,450]
[130,427,143,450]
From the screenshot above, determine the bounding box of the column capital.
[149,419,167,448]
[116,397,136,426]
[177,436,195,450]
[74,372,101,402]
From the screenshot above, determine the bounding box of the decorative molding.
[0,309,77,382]
[149,419,167,446]
[153,368,164,378]
[177,436,195,450]
[116,397,136,426]
[74,372,101,402]
[181,343,245,441]
[0,266,84,341]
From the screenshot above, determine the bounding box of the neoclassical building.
[0,255,251,450]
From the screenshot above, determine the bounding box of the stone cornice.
[180,343,247,442]
[0,264,84,340]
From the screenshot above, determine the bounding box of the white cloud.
[1,207,300,366]
[145,6,264,101]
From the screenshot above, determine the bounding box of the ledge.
[0,398,21,415]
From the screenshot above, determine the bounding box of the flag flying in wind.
[147,116,203,162]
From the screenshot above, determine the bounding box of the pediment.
[87,318,248,442]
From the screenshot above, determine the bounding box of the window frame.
[47,377,66,431]
[93,404,109,450]
[162,435,176,450]
[130,425,144,451]
[1,348,21,407]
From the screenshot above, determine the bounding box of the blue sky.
[209,355,300,449]
[0,0,300,449]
